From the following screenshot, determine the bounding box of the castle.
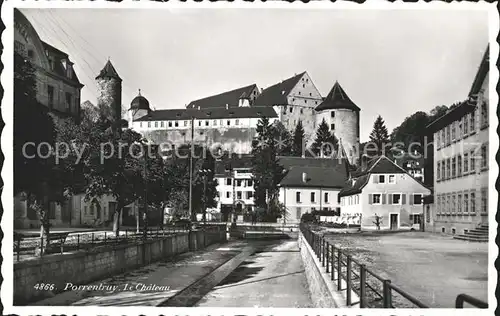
[96,63,361,165]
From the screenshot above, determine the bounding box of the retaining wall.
[14,227,227,305]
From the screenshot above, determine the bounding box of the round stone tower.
[314,81,360,165]
[96,60,122,124]
[129,89,151,123]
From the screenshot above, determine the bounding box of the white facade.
[215,168,254,212]
[132,117,279,132]
[279,187,341,223]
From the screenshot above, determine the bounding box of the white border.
[2,1,498,316]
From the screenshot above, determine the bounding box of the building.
[425,46,489,236]
[392,149,425,182]
[278,157,351,223]
[213,155,254,221]
[338,155,431,231]
[186,84,260,109]
[14,9,83,119]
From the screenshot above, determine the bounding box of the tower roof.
[315,81,360,112]
[130,89,150,111]
[96,60,122,81]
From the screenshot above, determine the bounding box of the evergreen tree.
[368,115,391,157]
[273,121,293,156]
[311,119,339,158]
[292,121,305,157]
[251,117,284,221]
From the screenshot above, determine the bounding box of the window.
[160,121,164,127]
[481,102,488,128]
[205,120,209,126]
[481,144,487,169]
[175,121,179,127]
[441,129,445,147]
[379,175,385,183]
[47,85,54,109]
[445,159,450,179]
[311,192,316,203]
[452,228,456,235]
[436,195,441,214]
[451,122,456,141]
[436,131,441,149]
[139,122,142,128]
[237,191,242,200]
[413,194,423,205]
[373,194,382,205]
[324,192,329,203]
[464,116,469,135]
[437,162,441,181]
[213,120,217,126]
[154,121,158,128]
[227,120,231,126]
[296,192,301,203]
[464,153,469,173]
[451,157,456,178]
[446,194,451,214]
[470,191,476,214]
[302,84,305,88]
[65,92,72,111]
[235,119,240,126]
[237,180,242,187]
[226,192,230,198]
[247,179,253,186]
[246,192,253,199]
[330,124,335,130]
[184,121,188,126]
[464,193,469,213]
[441,160,446,179]
[458,119,463,139]
[446,126,451,145]
[458,194,462,214]
[458,155,462,176]
[289,107,293,113]
[226,178,232,186]
[392,194,401,205]
[470,110,475,132]
[481,188,487,214]
[148,122,151,128]
[470,150,476,172]
[331,111,335,118]
[168,121,172,127]
[389,175,396,184]
[441,227,445,233]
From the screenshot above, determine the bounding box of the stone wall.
[14,227,227,305]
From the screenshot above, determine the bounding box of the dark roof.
[279,165,349,189]
[186,84,258,109]
[315,81,360,112]
[338,174,370,197]
[214,154,253,176]
[253,72,306,106]
[134,106,277,121]
[130,92,151,111]
[278,156,348,170]
[41,41,82,86]
[96,60,122,81]
[426,46,489,133]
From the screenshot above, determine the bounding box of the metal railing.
[301,224,488,308]
[13,224,216,262]
[301,223,429,308]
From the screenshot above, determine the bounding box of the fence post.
[330,244,335,281]
[337,249,342,290]
[17,238,20,262]
[383,280,392,308]
[325,242,330,273]
[360,264,367,308]
[77,234,80,250]
[40,235,44,257]
[346,255,352,305]
[322,238,326,267]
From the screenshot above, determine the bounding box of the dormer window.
[207,111,212,116]
[229,111,234,116]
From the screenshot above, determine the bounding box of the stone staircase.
[453,224,489,242]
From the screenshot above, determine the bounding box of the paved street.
[195,240,313,308]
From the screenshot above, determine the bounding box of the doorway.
[390,214,399,230]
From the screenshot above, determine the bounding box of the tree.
[272,121,293,156]
[373,213,383,230]
[311,118,339,158]
[251,117,284,221]
[14,52,63,245]
[292,120,305,157]
[368,115,390,157]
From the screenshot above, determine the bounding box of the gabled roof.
[253,72,306,106]
[96,60,122,81]
[279,165,349,189]
[278,156,348,170]
[339,155,424,197]
[315,81,360,112]
[214,154,253,176]
[186,84,258,109]
[41,41,83,86]
[134,106,277,121]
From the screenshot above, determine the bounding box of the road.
[195,239,313,308]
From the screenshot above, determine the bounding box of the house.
[425,45,489,237]
[392,149,425,182]
[338,155,431,230]
[278,157,351,223]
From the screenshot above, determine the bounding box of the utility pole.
[143,141,148,239]
[189,116,194,222]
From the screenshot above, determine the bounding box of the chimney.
[226,104,229,109]
[361,154,369,171]
[302,172,308,184]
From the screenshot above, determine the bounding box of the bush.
[321,222,361,228]
[301,213,316,223]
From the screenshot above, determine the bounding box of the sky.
[22,8,489,142]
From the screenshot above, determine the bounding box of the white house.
[339,155,431,231]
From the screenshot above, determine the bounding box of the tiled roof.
[279,165,349,189]
[278,156,348,170]
[186,84,258,109]
[41,41,82,86]
[315,81,360,112]
[134,106,277,121]
[214,154,253,176]
[253,72,306,106]
[338,174,370,197]
[96,60,122,81]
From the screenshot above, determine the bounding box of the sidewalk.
[33,240,249,306]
